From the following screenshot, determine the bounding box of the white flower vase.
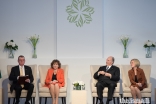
[123,48,128,58]
[8,49,14,58]
[32,47,37,58]
[146,47,151,58]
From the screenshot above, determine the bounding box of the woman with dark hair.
[44,59,64,104]
[128,59,147,104]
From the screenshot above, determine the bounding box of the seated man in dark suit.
[94,56,120,104]
[9,55,34,104]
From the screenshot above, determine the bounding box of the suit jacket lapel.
[131,69,135,80]
[17,66,20,76]
[103,66,107,72]
[136,68,140,80]
[24,65,27,75]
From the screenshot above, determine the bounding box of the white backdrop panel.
[57,0,103,58]
[0,0,57,59]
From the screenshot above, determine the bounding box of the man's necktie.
[20,67,24,88]
[106,66,109,72]
[20,67,23,76]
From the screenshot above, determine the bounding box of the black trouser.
[14,83,34,102]
[96,80,116,101]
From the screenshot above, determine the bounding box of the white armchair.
[7,65,37,104]
[121,65,151,103]
[38,65,68,104]
[90,65,121,104]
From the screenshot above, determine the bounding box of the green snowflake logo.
[66,0,94,27]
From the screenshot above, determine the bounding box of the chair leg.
[31,97,33,104]
[45,97,47,104]
[93,97,95,104]
[117,97,119,104]
[124,97,127,104]
[13,98,15,104]
[126,97,129,104]
[61,97,64,104]
[96,97,98,104]
[64,97,66,104]
[39,97,42,104]
[149,97,151,104]
[33,97,35,104]
[113,97,115,104]
[8,98,10,104]
[141,97,144,104]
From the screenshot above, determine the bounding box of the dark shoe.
[99,101,104,104]
[25,101,30,104]
[15,101,19,104]
[106,100,109,104]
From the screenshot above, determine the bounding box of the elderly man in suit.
[94,56,120,104]
[9,55,34,104]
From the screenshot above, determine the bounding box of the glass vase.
[73,86,76,90]
[76,85,81,90]
[123,48,128,58]
[32,47,37,58]
[146,47,151,58]
[81,85,85,90]
[8,48,14,58]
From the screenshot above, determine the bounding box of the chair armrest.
[39,83,44,88]
[147,83,151,89]
[8,83,11,92]
[122,83,128,91]
[92,82,95,86]
[116,83,120,88]
[91,82,95,91]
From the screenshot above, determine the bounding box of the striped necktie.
[106,66,109,71]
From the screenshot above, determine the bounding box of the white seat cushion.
[123,87,151,93]
[8,83,36,93]
[39,86,66,93]
[92,86,120,93]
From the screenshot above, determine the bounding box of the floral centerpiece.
[144,40,155,58]
[72,80,85,90]
[4,40,18,58]
[28,34,39,58]
[120,35,129,58]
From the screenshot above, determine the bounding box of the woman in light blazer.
[128,59,147,104]
[44,59,64,104]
